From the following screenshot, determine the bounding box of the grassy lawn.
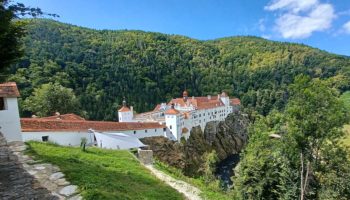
[154,161,235,200]
[26,142,184,200]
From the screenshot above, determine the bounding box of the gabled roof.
[21,115,165,132]
[0,82,20,97]
[165,108,180,115]
[118,106,131,112]
[169,96,225,110]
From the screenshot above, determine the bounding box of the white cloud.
[265,0,318,13]
[343,21,350,34]
[265,0,336,39]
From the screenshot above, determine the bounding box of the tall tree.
[23,82,80,117]
[0,0,56,80]
[235,75,350,200]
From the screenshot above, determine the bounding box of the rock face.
[140,136,185,169]
[204,111,248,160]
[142,111,249,177]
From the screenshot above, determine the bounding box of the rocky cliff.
[141,111,249,176]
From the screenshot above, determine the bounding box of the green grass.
[154,160,236,200]
[26,142,184,200]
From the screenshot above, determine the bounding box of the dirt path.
[144,165,202,200]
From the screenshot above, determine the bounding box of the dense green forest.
[7,19,350,120]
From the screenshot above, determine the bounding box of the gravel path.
[144,165,202,200]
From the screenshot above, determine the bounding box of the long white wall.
[22,131,94,146]
[0,98,22,142]
[22,127,170,146]
[104,127,167,139]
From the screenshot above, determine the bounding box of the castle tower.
[165,104,182,141]
[220,91,230,106]
[118,98,134,122]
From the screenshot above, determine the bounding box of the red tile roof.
[21,114,165,132]
[165,108,180,115]
[118,106,131,112]
[40,113,85,121]
[0,82,20,97]
[169,96,225,110]
[230,98,241,105]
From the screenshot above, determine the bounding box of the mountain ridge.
[8,18,350,120]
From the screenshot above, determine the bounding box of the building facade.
[21,113,173,146]
[0,82,22,142]
[119,91,240,141]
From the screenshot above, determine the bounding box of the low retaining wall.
[138,149,153,165]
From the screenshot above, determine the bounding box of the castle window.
[163,127,166,131]
[134,131,136,134]
[155,129,157,132]
[170,125,172,129]
[145,130,148,133]
[0,97,5,110]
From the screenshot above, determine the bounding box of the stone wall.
[138,149,153,165]
[0,132,56,200]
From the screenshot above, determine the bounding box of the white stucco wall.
[165,114,182,141]
[22,127,169,146]
[118,111,134,122]
[105,127,166,139]
[0,97,22,142]
[22,131,94,146]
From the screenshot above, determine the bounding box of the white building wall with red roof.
[118,109,134,122]
[22,127,170,146]
[0,97,22,142]
[22,131,93,146]
[165,113,182,141]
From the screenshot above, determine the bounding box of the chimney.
[218,94,220,99]
[130,106,133,112]
[207,95,211,100]
[192,96,195,100]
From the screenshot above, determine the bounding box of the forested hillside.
[8,19,350,120]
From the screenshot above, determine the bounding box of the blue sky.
[21,0,350,56]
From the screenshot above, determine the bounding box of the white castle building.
[119,91,240,141]
[0,82,240,147]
